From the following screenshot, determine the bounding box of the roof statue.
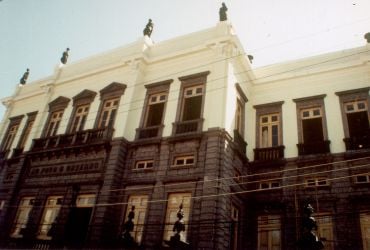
[365,32,370,43]
[60,48,70,64]
[219,2,228,21]
[143,19,154,37]
[19,68,30,85]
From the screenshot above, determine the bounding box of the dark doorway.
[65,207,92,248]
[347,111,369,137]
[302,118,324,143]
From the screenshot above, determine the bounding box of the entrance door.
[65,207,92,248]
[360,214,370,250]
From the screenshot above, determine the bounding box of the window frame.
[10,197,35,238]
[234,83,247,138]
[163,193,192,243]
[257,214,282,250]
[17,112,37,151]
[335,88,370,139]
[172,155,195,167]
[0,115,23,153]
[134,160,154,170]
[67,89,96,133]
[305,177,329,187]
[42,96,70,138]
[174,71,210,124]
[293,95,328,144]
[136,79,172,139]
[259,181,281,190]
[254,101,284,148]
[37,196,63,240]
[123,195,149,245]
[94,82,126,129]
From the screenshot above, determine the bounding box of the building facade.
[0,21,369,250]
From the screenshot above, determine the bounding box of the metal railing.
[297,140,330,155]
[31,127,114,151]
[254,145,285,161]
[173,119,203,135]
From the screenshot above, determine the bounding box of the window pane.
[357,102,366,110]
[313,109,321,116]
[272,125,279,147]
[302,118,324,143]
[261,126,269,148]
[182,96,202,121]
[146,103,164,127]
[346,111,369,138]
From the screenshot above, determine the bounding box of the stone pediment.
[99,82,127,98]
[48,96,70,111]
[72,89,97,106]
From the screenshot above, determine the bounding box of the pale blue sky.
[1,0,369,121]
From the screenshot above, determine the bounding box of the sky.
[1,0,369,120]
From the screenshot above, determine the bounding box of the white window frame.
[124,195,149,245]
[98,98,119,128]
[180,85,204,121]
[45,110,64,137]
[75,194,96,208]
[70,104,90,133]
[355,175,370,183]
[163,193,191,243]
[10,197,35,238]
[134,160,154,170]
[344,100,368,113]
[173,155,195,167]
[305,178,329,187]
[37,196,63,240]
[258,215,282,250]
[259,113,280,148]
[259,181,281,190]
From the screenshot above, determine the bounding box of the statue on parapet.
[143,19,154,37]
[298,204,324,250]
[219,2,228,21]
[60,48,70,64]
[19,68,30,85]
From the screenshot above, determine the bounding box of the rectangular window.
[145,93,167,127]
[45,110,64,137]
[301,107,324,144]
[344,101,369,138]
[163,193,191,242]
[181,85,203,121]
[235,99,244,136]
[76,194,96,207]
[360,213,370,250]
[124,195,149,245]
[305,178,329,187]
[258,215,281,250]
[10,197,35,238]
[134,160,154,170]
[230,204,240,250]
[98,98,119,128]
[316,214,334,250]
[70,104,89,133]
[259,181,281,190]
[37,196,63,239]
[173,155,195,167]
[1,123,20,152]
[355,175,370,183]
[260,114,280,148]
[18,115,36,150]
